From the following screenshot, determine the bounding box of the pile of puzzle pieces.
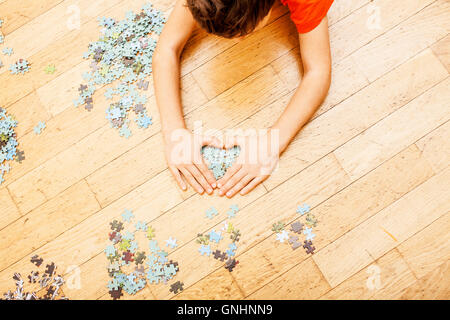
[0,107,25,185]
[0,18,31,74]
[1,255,68,300]
[105,209,182,300]
[272,203,318,255]
[197,205,241,272]
[74,3,165,137]
[201,146,241,180]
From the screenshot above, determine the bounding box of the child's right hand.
[163,128,222,195]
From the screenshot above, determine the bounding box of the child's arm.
[217,18,332,197]
[153,0,218,195]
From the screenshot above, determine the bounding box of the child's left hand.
[217,131,280,198]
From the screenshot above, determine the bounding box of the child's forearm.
[153,48,186,139]
[272,70,331,153]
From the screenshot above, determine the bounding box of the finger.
[225,174,253,198]
[217,162,242,189]
[187,165,212,194]
[240,176,265,195]
[196,161,217,190]
[180,167,204,194]
[188,163,215,194]
[169,165,187,191]
[218,169,247,196]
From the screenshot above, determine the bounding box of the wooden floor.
[0,0,449,300]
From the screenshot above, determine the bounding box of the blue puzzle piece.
[296,204,311,216]
[198,244,211,256]
[122,209,134,222]
[208,230,223,243]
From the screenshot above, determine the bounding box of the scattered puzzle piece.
[169,281,184,294]
[44,64,56,74]
[33,121,46,135]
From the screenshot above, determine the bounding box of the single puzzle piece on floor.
[33,121,46,135]
[275,230,289,243]
[290,221,304,234]
[303,240,316,255]
[296,204,311,216]
[224,258,238,272]
[305,213,318,228]
[272,221,285,233]
[169,281,184,294]
[44,64,56,74]
[208,230,223,243]
[30,255,43,267]
[205,206,219,219]
[213,250,227,262]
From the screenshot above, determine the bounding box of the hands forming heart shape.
[201,146,241,180]
[164,128,279,197]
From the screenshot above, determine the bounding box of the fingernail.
[207,188,213,194]
[212,183,216,188]
[217,183,222,188]
[218,190,223,196]
[226,191,232,197]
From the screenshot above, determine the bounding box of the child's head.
[186,0,276,38]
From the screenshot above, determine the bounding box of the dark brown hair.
[186,0,276,38]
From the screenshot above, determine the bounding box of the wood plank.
[0,0,63,35]
[397,213,450,279]
[173,268,244,300]
[191,15,298,99]
[226,144,433,297]
[0,188,20,230]
[352,0,450,82]
[397,261,450,299]
[431,35,450,72]
[416,120,450,174]
[248,258,330,300]
[0,169,184,296]
[263,49,447,191]
[320,249,416,300]
[0,180,100,272]
[329,0,434,62]
[334,77,450,181]
[313,166,450,287]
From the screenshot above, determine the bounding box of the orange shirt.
[281,0,334,33]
